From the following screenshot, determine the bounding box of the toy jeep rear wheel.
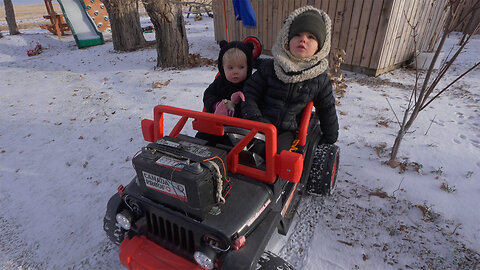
[256,250,294,270]
[306,144,340,196]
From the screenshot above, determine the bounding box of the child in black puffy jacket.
[196,40,255,145]
[241,6,339,152]
[203,40,254,117]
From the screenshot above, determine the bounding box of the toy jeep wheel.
[103,216,127,245]
[256,250,294,270]
[306,144,340,196]
[103,193,128,245]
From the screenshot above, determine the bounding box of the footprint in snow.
[471,139,480,150]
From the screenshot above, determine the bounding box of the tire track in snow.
[278,196,325,269]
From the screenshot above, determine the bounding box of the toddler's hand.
[231,91,245,104]
[214,99,235,116]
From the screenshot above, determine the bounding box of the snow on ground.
[1,15,479,270]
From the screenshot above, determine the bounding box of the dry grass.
[0,4,60,31]
[0,3,148,31]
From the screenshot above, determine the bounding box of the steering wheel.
[223,126,265,167]
[223,126,265,149]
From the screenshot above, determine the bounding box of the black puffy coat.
[203,41,254,115]
[203,77,244,116]
[241,59,339,144]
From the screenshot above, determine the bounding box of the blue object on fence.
[232,0,257,28]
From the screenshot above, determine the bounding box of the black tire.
[256,251,294,270]
[306,144,340,196]
[103,214,127,245]
[103,193,128,245]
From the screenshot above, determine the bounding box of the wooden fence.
[212,0,449,76]
[453,0,480,34]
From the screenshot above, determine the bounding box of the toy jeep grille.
[145,210,196,253]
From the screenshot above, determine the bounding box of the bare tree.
[101,0,146,51]
[388,0,480,167]
[3,0,20,35]
[142,0,189,68]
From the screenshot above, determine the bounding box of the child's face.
[287,32,319,58]
[223,58,247,84]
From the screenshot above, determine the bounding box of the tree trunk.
[4,0,20,35]
[142,0,189,68]
[101,0,146,51]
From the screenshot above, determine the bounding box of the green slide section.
[57,0,104,48]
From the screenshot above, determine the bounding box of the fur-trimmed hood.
[272,6,331,83]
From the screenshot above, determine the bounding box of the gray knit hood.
[272,6,331,83]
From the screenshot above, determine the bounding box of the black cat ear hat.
[217,40,254,80]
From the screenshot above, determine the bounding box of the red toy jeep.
[103,101,339,269]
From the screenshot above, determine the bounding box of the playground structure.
[41,0,104,48]
[40,0,70,39]
[83,0,110,32]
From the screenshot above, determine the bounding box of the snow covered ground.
[1,14,479,270]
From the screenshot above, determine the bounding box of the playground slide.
[57,0,104,48]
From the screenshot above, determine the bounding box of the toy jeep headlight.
[116,210,132,230]
[193,247,216,270]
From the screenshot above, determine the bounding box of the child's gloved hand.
[214,99,235,116]
[230,91,245,104]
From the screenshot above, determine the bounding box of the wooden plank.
[379,0,405,69]
[337,0,354,52]
[327,0,337,22]
[464,1,480,33]
[296,0,303,11]
[267,0,274,50]
[313,0,321,9]
[414,0,434,50]
[261,0,269,50]
[254,0,261,38]
[234,1,241,41]
[226,0,236,41]
[344,0,364,65]
[427,0,448,51]
[218,0,227,41]
[369,0,395,69]
[430,0,447,49]
[321,0,329,13]
[282,0,289,19]
[351,0,373,66]
[331,0,345,51]
[392,0,416,65]
[401,0,421,57]
[360,0,383,68]
[415,0,438,49]
[388,0,409,67]
[293,0,300,10]
[419,0,440,50]
[403,0,426,62]
[271,0,281,49]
